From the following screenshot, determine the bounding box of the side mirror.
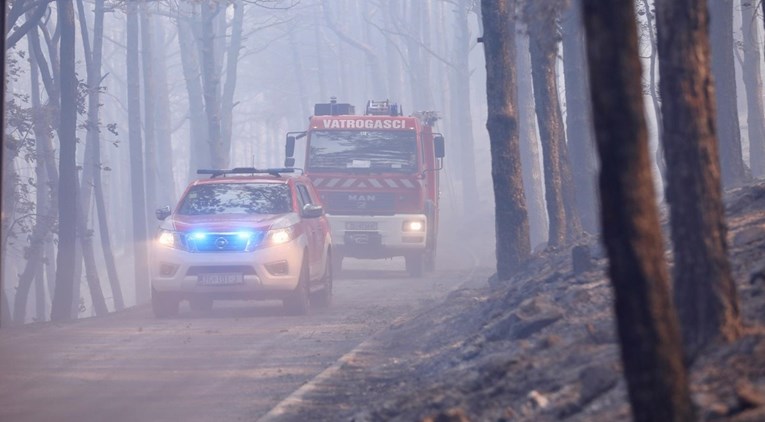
[284,157,296,168]
[301,204,324,219]
[434,135,445,158]
[286,136,296,157]
[155,206,171,221]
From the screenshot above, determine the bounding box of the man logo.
[348,194,376,201]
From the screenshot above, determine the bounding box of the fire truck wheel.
[405,253,424,277]
[424,248,436,272]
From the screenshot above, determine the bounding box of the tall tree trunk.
[639,0,666,183]
[15,30,57,324]
[525,1,582,248]
[516,26,548,249]
[153,19,176,202]
[50,0,78,321]
[709,0,748,187]
[127,0,150,305]
[200,1,225,168]
[657,0,742,359]
[741,0,765,177]
[562,0,598,234]
[141,4,158,214]
[581,1,694,420]
[178,5,209,180]
[481,0,531,280]
[453,3,480,218]
[221,0,243,160]
[86,0,123,311]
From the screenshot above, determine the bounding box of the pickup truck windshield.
[177,183,291,215]
[307,130,417,172]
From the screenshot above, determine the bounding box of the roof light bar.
[196,167,301,178]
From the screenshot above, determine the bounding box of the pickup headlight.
[266,226,295,246]
[157,229,185,249]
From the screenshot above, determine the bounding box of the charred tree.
[50,0,78,321]
[709,0,747,187]
[524,1,582,247]
[741,0,765,177]
[480,0,531,280]
[141,2,159,214]
[657,0,742,358]
[516,26,548,248]
[221,0,244,161]
[581,1,695,420]
[561,0,598,234]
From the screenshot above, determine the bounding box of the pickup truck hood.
[165,213,291,232]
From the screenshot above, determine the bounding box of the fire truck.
[284,99,445,277]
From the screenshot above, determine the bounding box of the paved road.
[0,258,474,422]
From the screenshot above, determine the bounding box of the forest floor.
[270,181,765,422]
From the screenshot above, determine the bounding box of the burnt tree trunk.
[581,0,695,421]
[709,0,747,187]
[481,0,531,280]
[200,1,225,168]
[562,0,598,234]
[657,0,742,358]
[525,1,581,248]
[741,0,765,178]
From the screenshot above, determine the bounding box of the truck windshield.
[177,183,291,215]
[307,130,417,172]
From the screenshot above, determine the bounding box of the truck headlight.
[403,220,425,232]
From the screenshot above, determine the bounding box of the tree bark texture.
[657,0,742,358]
[525,1,581,247]
[127,1,150,305]
[516,27,548,249]
[708,0,747,187]
[481,0,531,280]
[581,1,695,421]
[740,0,765,177]
[50,0,79,322]
[562,0,598,234]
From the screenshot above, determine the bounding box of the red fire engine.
[284,99,445,277]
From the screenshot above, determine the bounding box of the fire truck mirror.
[285,136,296,157]
[284,157,295,168]
[434,135,445,158]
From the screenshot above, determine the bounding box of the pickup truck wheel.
[152,289,179,318]
[284,257,310,315]
[311,254,333,308]
[405,253,424,277]
[190,296,213,313]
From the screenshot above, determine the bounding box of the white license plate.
[346,221,378,230]
[198,273,243,286]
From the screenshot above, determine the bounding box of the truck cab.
[285,99,445,277]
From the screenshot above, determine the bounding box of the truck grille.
[323,192,395,215]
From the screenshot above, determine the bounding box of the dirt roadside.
[264,182,765,422]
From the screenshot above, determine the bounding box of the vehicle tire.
[405,253,424,277]
[424,247,436,273]
[152,289,179,318]
[284,256,310,315]
[190,296,213,313]
[332,253,343,277]
[312,253,333,308]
